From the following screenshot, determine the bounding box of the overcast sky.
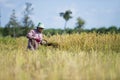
[0,0,120,29]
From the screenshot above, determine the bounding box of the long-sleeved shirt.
[27,29,43,43]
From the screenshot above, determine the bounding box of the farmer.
[26,22,45,50]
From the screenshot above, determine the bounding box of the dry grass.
[0,33,120,80]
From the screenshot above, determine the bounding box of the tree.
[22,2,34,35]
[75,17,85,33]
[118,27,120,33]
[107,26,117,33]
[66,28,74,34]
[60,10,72,32]
[97,27,107,33]
[91,28,97,32]
[0,27,3,36]
[4,9,20,37]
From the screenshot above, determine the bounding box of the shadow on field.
[41,39,59,48]
[44,42,59,48]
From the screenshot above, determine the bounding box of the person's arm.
[26,30,36,39]
[27,30,41,43]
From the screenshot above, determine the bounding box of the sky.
[0,0,120,29]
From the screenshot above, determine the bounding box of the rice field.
[0,33,120,80]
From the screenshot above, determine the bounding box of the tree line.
[0,3,120,37]
[43,26,120,36]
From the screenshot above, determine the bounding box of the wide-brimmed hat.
[37,22,45,29]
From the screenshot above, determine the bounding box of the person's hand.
[35,38,40,42]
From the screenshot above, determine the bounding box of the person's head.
[37,22,45,33]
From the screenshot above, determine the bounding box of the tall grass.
[47,32,120,53]
[0,33,120,80]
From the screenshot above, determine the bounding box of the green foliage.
[60,10,72,21]
[2,2,34,37]
[97,27,107,33]
[43,29,64,36]
[107,26,118,33]
[1,25,120,37]
[89,26,120,34]
[118,27,120,32]
[60,10,72,31]
[0,27,3,36]
[4,9,21,37]
[91,28,97,32]
[75,17,85,33]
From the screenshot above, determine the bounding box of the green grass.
[0,33,120,80]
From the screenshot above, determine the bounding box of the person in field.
[26,22,45,50]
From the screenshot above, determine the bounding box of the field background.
[0,33,120,80]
